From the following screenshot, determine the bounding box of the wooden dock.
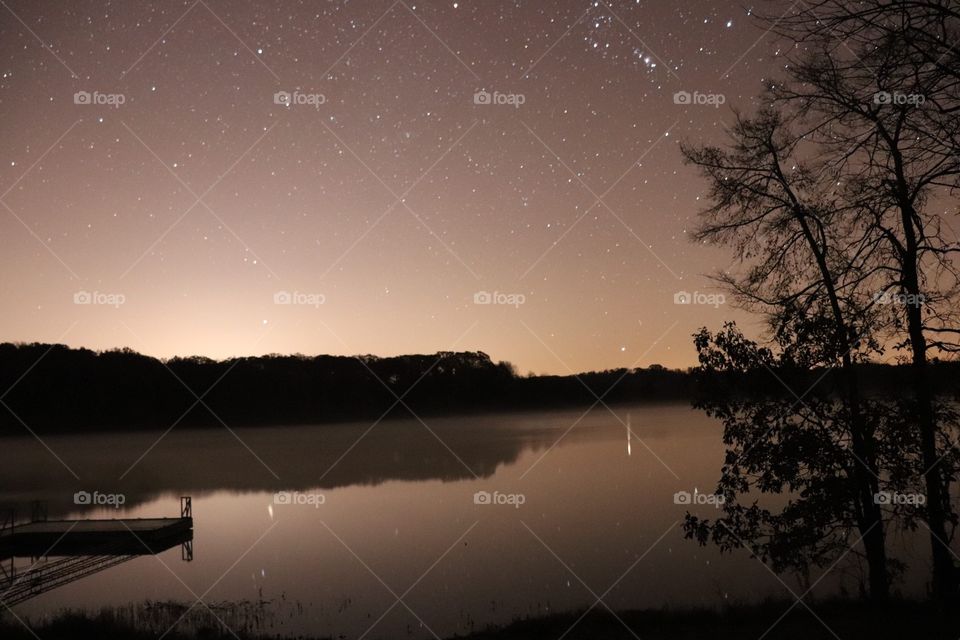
[0,497,194,607]
[0,516,193,558]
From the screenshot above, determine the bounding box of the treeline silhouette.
[0,342,957,435]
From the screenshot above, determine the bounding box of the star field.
[0,0,789,373]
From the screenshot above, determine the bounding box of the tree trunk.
[844,359,889,600]
[793,209,890,599]
[905,275,954,598]
[896,190,955,599]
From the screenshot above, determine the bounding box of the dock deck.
[0,516,193,557]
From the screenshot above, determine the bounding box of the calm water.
[0,405,930,638]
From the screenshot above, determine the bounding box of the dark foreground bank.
[2,599,958,640]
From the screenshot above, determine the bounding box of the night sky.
[0,0,789,374]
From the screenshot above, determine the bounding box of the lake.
[0,404,930,638]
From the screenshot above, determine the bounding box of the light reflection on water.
[0,405,929,639]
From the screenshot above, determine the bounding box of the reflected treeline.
[0,414,576,517]
[2,342,956,435]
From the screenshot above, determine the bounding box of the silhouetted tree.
[682,107,892,598]
[760,0,960,597]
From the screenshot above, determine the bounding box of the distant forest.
[0,342,958,434]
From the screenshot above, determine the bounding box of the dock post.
[180,496,192,519]
[1,508,13,536]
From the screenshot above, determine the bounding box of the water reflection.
[626,413,632,457]
[1,405,921,639]
[0,411,582,517]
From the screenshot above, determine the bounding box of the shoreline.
[3,598,958,640]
